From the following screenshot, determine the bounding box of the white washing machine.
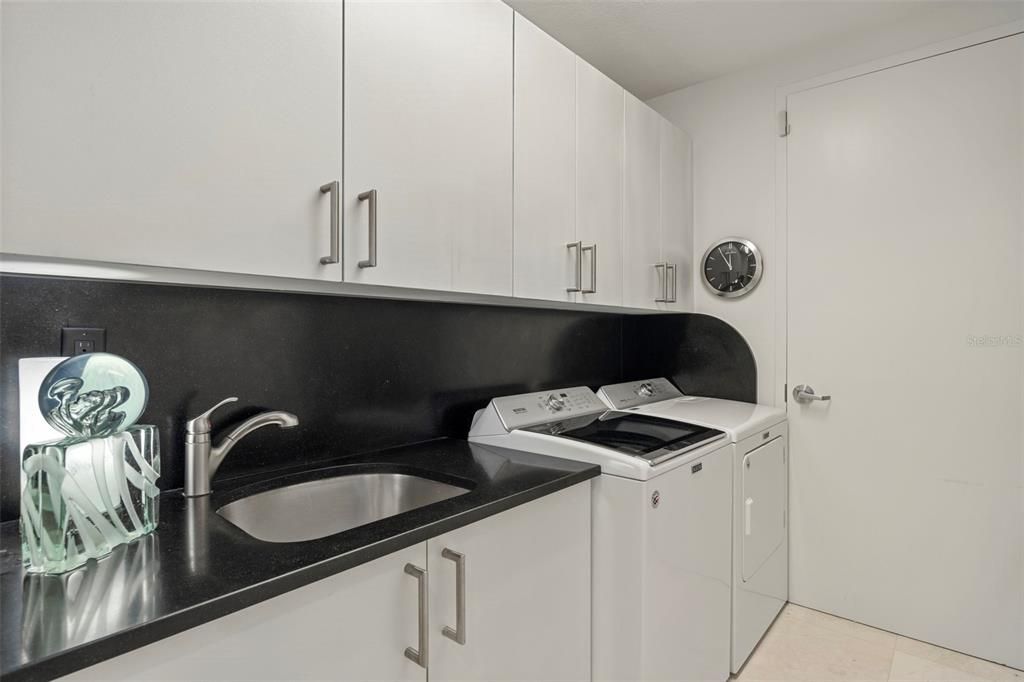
[598,378,789,674]
[469,386,733,682]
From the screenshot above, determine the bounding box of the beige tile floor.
[733,604,1024,682]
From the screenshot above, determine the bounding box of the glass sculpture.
[20,353,160,574]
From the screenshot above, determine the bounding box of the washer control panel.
[597,378,683,409]
[491,386,606,431]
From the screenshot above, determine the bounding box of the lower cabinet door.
[65,544,428,681]
[426,483,592,682]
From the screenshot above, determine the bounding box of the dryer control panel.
[491,386,606,431]
[597,377,683,409]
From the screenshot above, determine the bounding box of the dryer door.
[741,437,786,582]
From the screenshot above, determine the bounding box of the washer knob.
[636,382,655,398]
[545,394,566,412]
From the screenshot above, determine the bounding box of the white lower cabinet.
[427,482,591,681]
[64,544,427,681]
[63,484,591,681]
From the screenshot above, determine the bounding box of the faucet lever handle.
[186,396,239,434]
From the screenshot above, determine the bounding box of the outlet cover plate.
[61,327,106,356]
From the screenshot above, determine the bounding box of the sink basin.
[217,472,472,543]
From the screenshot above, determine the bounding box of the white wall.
[647,3,1024,407]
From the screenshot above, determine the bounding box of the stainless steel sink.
[217,472,472,543]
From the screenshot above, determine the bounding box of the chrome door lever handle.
[792,384,831,404]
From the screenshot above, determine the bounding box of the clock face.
[703,239,762,297]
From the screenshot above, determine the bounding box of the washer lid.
[523,412,726,466]
[636,396,786,442]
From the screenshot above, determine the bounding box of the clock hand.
[718,247,732,270]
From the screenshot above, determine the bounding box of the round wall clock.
[701,238,763,298]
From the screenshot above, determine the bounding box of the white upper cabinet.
[3,1,693,312]
[659,119,693,311]
[575,59,624,306]
[344,0,513,295]
[1,1,344,281]
[512,15,577,303]
[622,94,663,310]
[622,97,693,311]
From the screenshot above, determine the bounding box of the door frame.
[772,18,1024,410]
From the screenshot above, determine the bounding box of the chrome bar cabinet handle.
[566,241,583,293]
[404,563,428,668]
[667,263,677,303]
[581,243,597,294]
[654,262,668,302]
[319,181,340,265]
[441,548,466,645]
[358,189,378,268]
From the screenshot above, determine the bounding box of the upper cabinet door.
[622,94,663,310]
[575,60,624,306]
[659,120,693,311]
[1,1,343,281]
[512,14,577,303]
[345,0,513,295]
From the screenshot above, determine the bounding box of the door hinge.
[777,110,790,138]
[783,383,788,403]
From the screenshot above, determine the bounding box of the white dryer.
[469,386,733,682]
[598,378,789,674]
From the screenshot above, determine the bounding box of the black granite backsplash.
[0,274,755,521]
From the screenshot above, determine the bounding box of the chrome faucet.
[184,397,299,497]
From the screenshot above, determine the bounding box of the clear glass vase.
[20,425,160,574]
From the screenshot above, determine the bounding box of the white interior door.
[787,34,1023,668]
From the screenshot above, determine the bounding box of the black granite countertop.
[0,438,599,681]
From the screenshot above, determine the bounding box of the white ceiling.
[504,1,1023,99]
